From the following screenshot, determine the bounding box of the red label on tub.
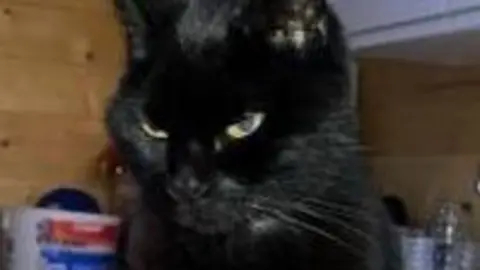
[36,218,118,248]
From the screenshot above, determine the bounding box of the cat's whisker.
[287,202,377,248]
[249,203,366,258]
[302,198,373,218]
[304,203,376,224]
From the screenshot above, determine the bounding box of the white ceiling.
[356,30,480,66]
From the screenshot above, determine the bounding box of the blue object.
[40,247,116,270]
[35,187,101,214]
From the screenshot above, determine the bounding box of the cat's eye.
[141,121,169,139]
[225,112,266,139]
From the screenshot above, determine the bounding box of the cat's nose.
[168,167,210,200]
[167,141,214,200]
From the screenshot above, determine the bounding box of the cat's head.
[109,0,379,267]
[108,1,396,268]
[133,0,348,236]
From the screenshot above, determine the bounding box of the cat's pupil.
[237,117,255,131]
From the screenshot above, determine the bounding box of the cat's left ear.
[313,0,330,43]
[317,13,328,38]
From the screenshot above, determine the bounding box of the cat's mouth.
[174,198,245,234]
[170,191,283,236]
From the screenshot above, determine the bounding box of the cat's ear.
[114,0,150,62]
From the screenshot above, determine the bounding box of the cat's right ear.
[112,0,160,99]
[113,0,150,62]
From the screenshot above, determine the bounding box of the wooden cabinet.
[359,59,480,232]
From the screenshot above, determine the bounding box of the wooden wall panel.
[360,58,480,236]
[0,0,124,211]
[0,3,123,67]
[0,0,114,13]
[0,59,90,114]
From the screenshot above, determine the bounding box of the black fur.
[106,0,402,269]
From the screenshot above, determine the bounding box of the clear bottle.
[426,201,470,270]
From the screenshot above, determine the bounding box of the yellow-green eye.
[141,121,169,139]
[226,112,266,139]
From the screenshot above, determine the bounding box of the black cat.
[106,0,402,269]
